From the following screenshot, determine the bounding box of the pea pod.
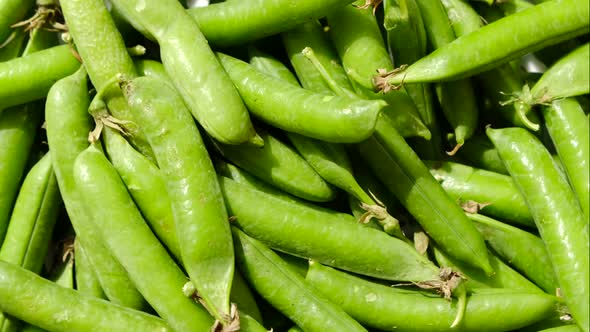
[0,29,25,62]
[0,260,172,332]
[359,128,493,275]
[217,52,384,143]
[306,262,557,332]
[0,0,34,47]
[110,0,259,146]
[74,239,106,299]
[103,128,181,260]
[467,213,558,294]
[425,160,534,228]
[248,46,300,87]
[455,134,509,175]
[134,59,171,84]
[541,98,589,222]
[487,127,589,331]
[530,43,589,104]
[376,0,589,86]
[220,176,441,282]
[232,227,367,332]
[121,76,234,324]
[230,271,263,324]
[46,67,146,310]
[73,144,214,332]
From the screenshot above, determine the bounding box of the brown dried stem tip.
[373,66,407,93]
[353,0,383,15]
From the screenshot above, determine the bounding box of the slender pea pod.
[467,213,558,294]
[110,0,259,146]
[359,128,494,275]
[60,0,156,160]
[425,160,534,228]
[530,43,589,104]
[0,0,34,46]
[248,46,300,86]
[326,2,430,140]
[230,271,263,324]
[217,52,384,143]
[0,45,79,110]
[433,246,542,293]
[214,130,336,202]
[221,176,441,282]
[487,127,589,332]
[0,30,25,62]
[455,134,509,175]
[0,260,172,332]
[46,67,146,310]
[103,129,181,260]
[121,76,234,325]
[441,0,483,36]
[232,227,367,332]
[416,0,478,151]
[187,0,356,47]
[306,262,557,332]
[134,59,171,84]
[376,0,590,86]
[542,98,589,222]
[74,239,107,299]
[74,144,215,332]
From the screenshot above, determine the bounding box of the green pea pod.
[441,0,483,36]
[0,260,172,332]
[531,43,589,103]
[111,0,260,146]
[61,0,154,160]
[433,246,542,293]
[232,227,367,332]
[248,46,300,86]
[214,130,336,202]
[188,0,356,47]
[0,29,25,62]
[73,144,215,332]
[542,98,589,222]
[134,59,172,84]
[0,0,34,46]
[230,271,263,324]
[467,213,558,294]
[417,0,478,150]
[359,127,493,275]
[487,127,589,332]
[217,52,384,143]
[103,129,181,260]
[74,239,106,299]
[46,67,146,310]
[121,76,234,324]
[377,0,589,85]
[455,134,509,175]
[220,176,441,282]
[496,0,535,15]
[306,262,557,332]
[425,160,534,228]
[0,103,42,244]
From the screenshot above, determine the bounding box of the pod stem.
[301,47,357,99]
[87,74,132,143]
[353,0,383,15]
[11,3,67,33]
[373,66,407,93]
[499,85,541,131]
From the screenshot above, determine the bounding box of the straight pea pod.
[375,0,590,86]
[487,127,589,332]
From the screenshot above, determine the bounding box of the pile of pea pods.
[0,0,588,331]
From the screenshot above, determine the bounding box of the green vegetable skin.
[121,76,234,324]
[217,52,384,143]
[487,127,589,332]
[0,260,172,332]
[306,262,557,332]
[233,228,367,332]
[0,0,34,49]
[378,0,589,85]
[74,239,107,299]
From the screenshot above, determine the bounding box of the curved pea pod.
[433,246,542,293]
[46,67,146,310]
[530,43,589,103]
[220,176,440,282]
[74,239,106,299]
[0,260,172,332]
[306,262,558,332]
[121,76,234,324]
[214,130,336,202]
[103,129,181,260]
[73,144,215,332]
[376,0,589,85]
[425,160,534,228]
[0,102,42,244]
[111,0,259,146]
[487,127,589,332]
[542,98,589,222]
[360,127,493,275]
[467,213,558,294]
[455,134,508,175]
[188,0,356,47]
[217,52,383,143]
[232,227,367,332]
